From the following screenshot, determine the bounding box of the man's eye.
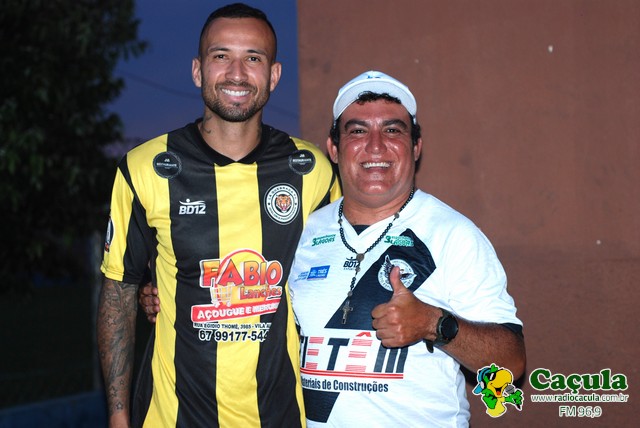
[248,56,261,62]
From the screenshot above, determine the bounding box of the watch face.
[440,315,459,341]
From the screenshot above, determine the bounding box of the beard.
[202,80,271,123]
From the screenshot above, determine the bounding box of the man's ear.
[192,57,202,88]
[413,137,423,162]
[326,136,339,163]
[269,61,282,92]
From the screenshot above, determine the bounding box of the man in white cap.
[288,70,525,426]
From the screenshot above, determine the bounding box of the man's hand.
[139,283,160,323]
[372,269,526,378]
[371,266,439,348]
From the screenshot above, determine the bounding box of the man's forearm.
[97,277,138,425]
[442,320,526,380]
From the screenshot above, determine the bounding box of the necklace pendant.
[341,299,353,324]
[356,253,364,262]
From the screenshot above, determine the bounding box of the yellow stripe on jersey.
[101,170,134,281]
[215,162,263,426]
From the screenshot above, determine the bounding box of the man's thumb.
[389,265,409,295]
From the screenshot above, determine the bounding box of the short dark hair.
[330,92,421,147]
[198,3,278,59]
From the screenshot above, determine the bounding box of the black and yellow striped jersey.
[101,120,340,427]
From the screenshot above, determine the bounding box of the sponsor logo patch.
[343,256,359,271]
[383,235,414,247]
[308,265,330,280]
[288,150,316,175]
[192,249,283,343]
[153,151,182,179]
[312,234,336,246]
[178,199,206,215]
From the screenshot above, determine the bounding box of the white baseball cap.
[332,70,417,123]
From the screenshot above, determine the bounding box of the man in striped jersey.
[97,3,339,427]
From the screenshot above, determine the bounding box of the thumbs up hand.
[371,265,439,348]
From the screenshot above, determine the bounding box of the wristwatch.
[424,308,459,353]
[436,309,459,344]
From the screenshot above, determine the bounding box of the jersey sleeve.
[441,222,522,327]
[100,159,152,285]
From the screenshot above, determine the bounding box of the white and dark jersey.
[289,190,521,427]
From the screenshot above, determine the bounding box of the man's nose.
[226,59,248,82]
[365,130,386,154]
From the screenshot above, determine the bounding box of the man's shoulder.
[413,190,471,222]
[123,134,168,165]
[289,137,330,162]
[307,199,341,222]
[299,200,340,242]
[124,122,197,164]
[288,135,319,149]
[281,134,335,184]
[263,126,332,168]
[411,191,498,256]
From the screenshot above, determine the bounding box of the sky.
[109,0,300,143]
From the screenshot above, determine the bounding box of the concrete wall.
[297,1,639,426]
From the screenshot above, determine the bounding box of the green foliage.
[0,0,147,292]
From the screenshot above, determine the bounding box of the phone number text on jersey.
[198,329,268,342]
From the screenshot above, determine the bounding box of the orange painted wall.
[297,1,639,426]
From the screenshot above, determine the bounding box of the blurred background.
[1,0,638,427]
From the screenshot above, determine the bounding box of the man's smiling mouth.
[221,88,250,97]
[362,162,390,168]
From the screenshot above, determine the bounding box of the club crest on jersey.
[264,184,300,225]
[377,255,416,291]
[153,151,182,179]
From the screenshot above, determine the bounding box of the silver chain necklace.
[337,188,415,324]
